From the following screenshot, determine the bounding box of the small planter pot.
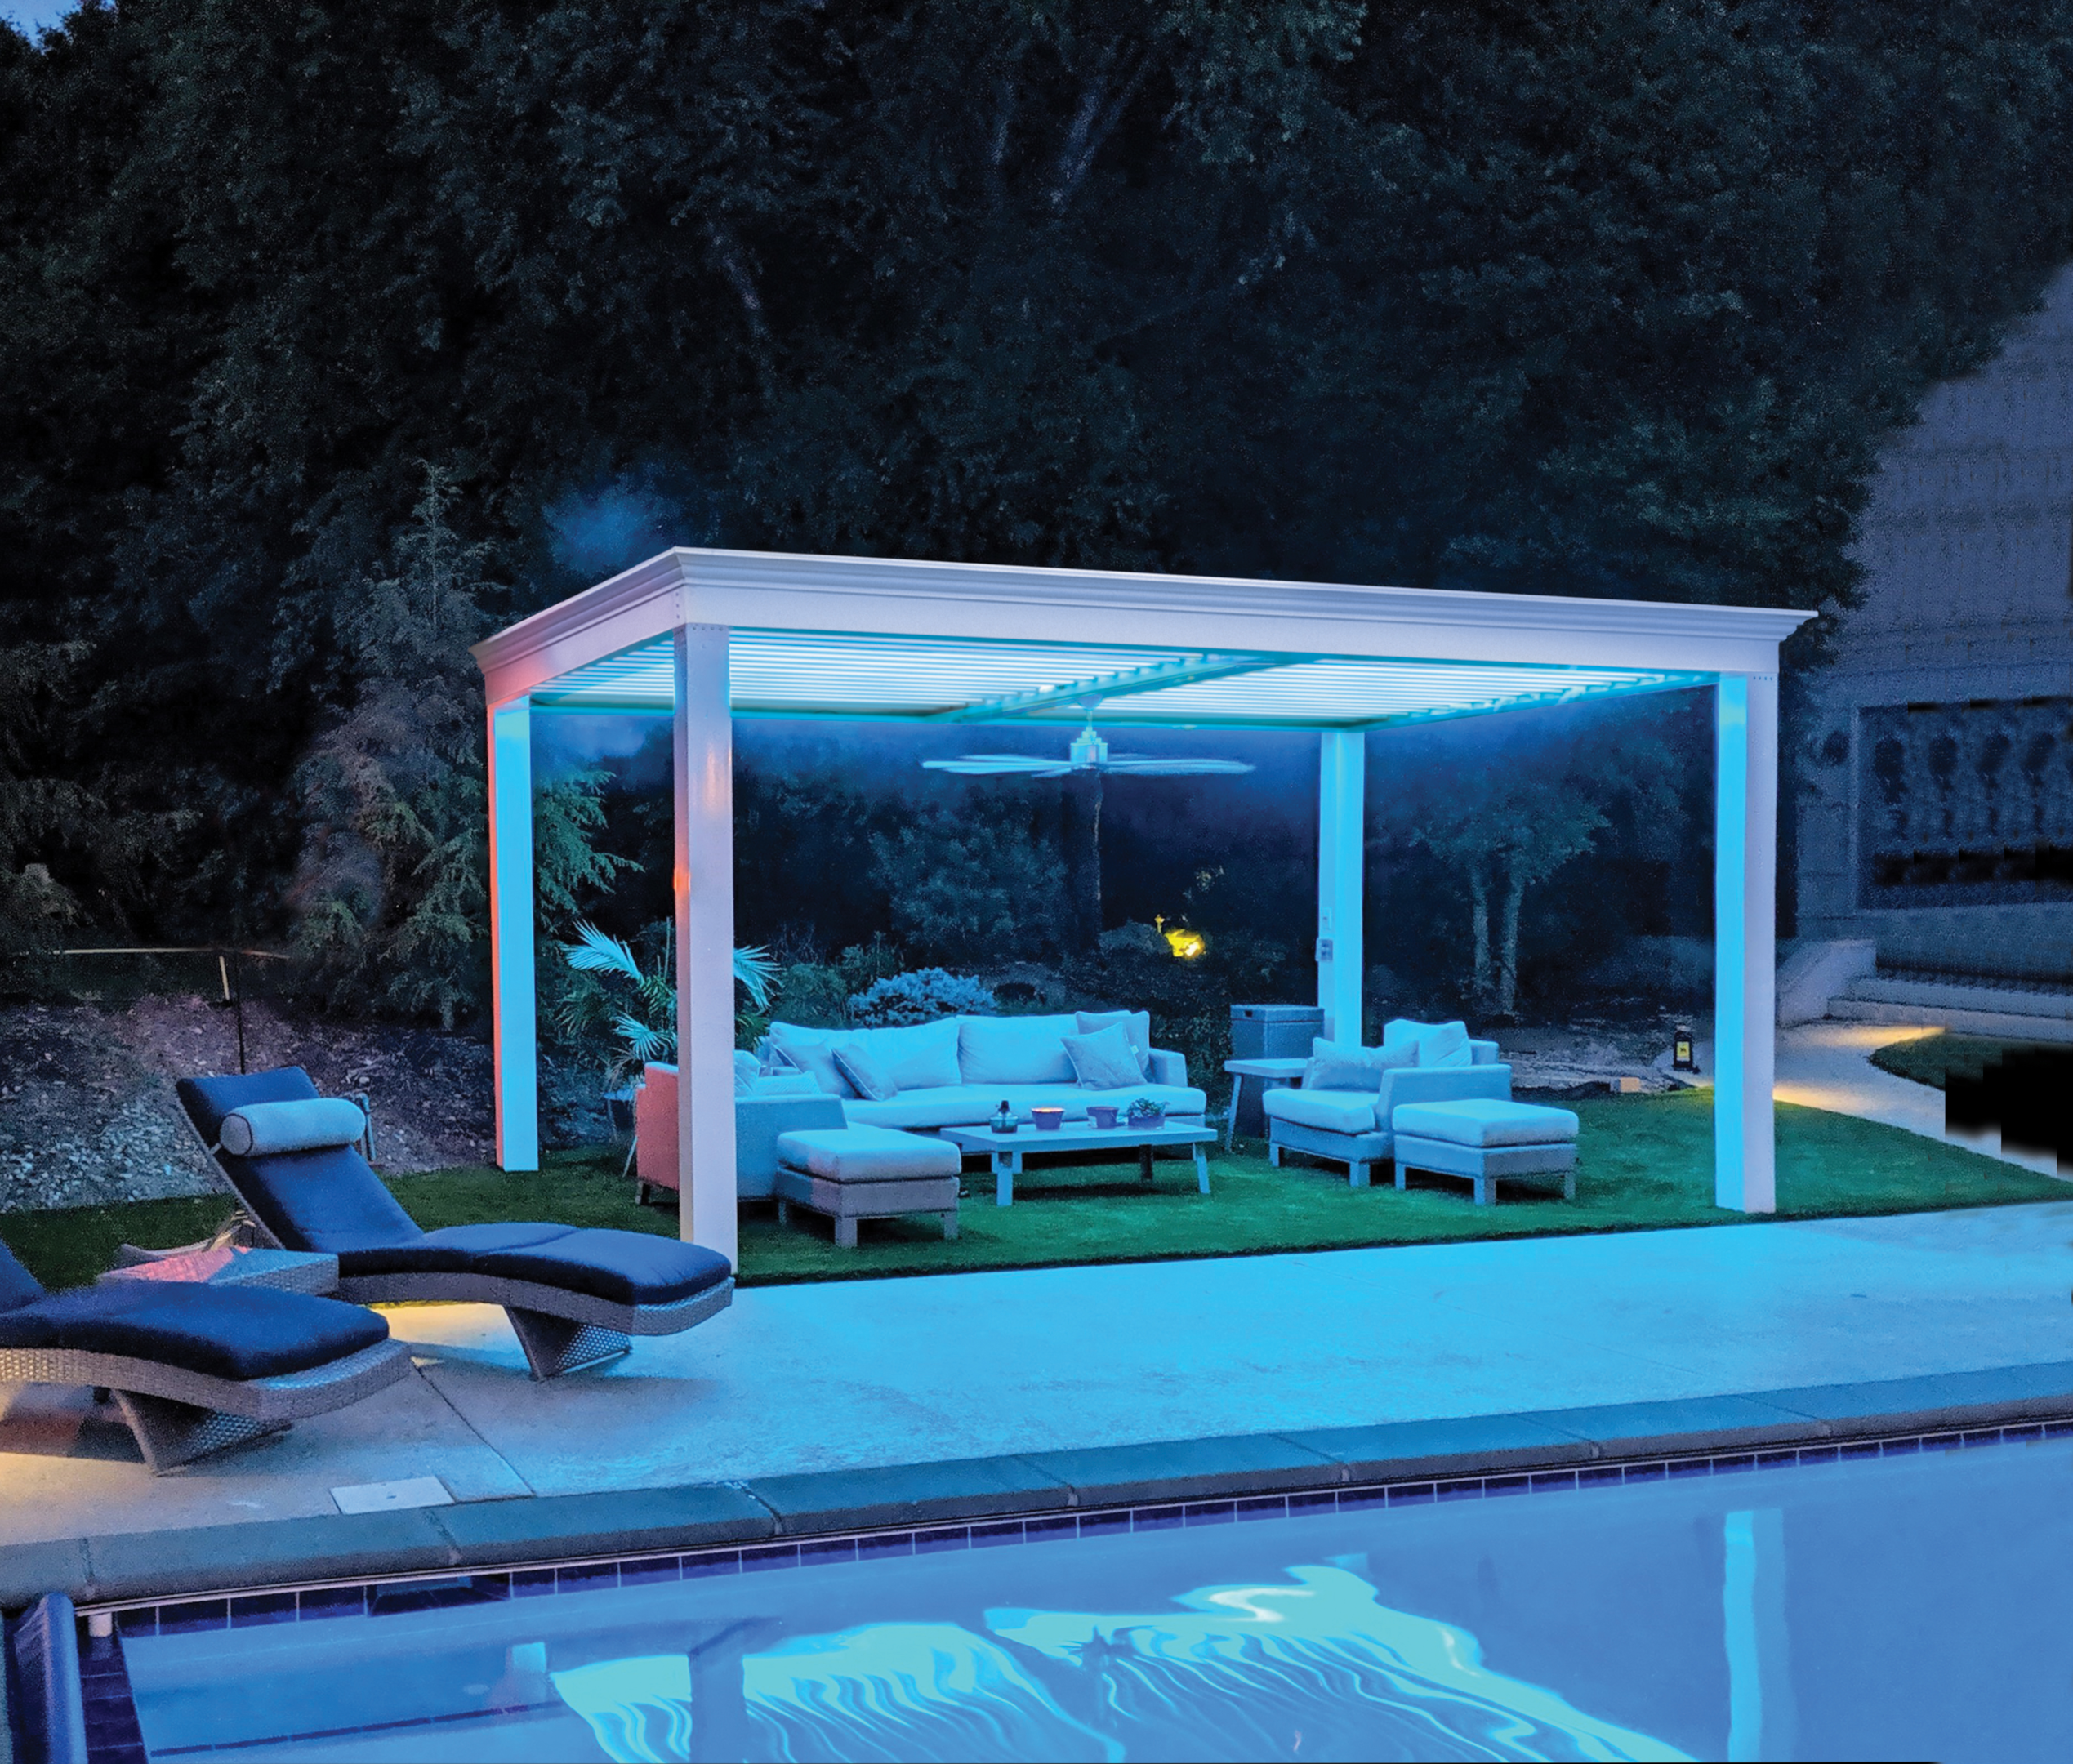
[1128,1111,1166,1132]
[1030,1107,1066,1132]
[1087,1105,1119,1129]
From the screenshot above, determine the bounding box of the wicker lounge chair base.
[333,1274,733,1380]
[0,1339,412,1472]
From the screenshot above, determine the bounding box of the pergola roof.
[474,548,1808,728]
[528,630,1705,728]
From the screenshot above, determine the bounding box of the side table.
[1221,1057,1308,1149]
[97,1245,341,1298]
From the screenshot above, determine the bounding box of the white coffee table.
[1222,1057,1308,1148]
[938,1121,1217,1205]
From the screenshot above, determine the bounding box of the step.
[1826,997,2073,1044]
[1836,976,2073,1021]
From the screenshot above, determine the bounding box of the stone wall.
[1798,263,2073,982]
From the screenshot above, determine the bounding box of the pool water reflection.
[118,1433,2073,1762]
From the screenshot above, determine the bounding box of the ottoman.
[773,1125,963,1248]
[1390,1098,1579,1206]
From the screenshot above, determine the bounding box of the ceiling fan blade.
[923,756,1068,775]
[1100,758,1257,776]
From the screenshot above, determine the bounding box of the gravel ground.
[0,996,609,1214]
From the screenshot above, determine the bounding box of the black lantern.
[1672,1024,1696,1072]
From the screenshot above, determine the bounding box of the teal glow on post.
[1714,675,1748,1209]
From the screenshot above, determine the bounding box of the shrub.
[849,969,997,1027]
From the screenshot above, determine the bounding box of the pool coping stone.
[746,1454,1074,1535]
[11,1357,2073,1610]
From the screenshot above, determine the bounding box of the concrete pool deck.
[2,1197,2071,1603]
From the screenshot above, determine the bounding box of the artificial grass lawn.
[1867,1031,2062,1091]
[7,1090,2065,1292]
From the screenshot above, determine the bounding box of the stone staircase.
[1827,965,2073,1043]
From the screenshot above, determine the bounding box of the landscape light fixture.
[1672,1024,1696,1073]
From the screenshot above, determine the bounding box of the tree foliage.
[3,1,2071,1011]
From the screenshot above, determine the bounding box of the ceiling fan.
[921,719,1255,780]
[922,720,1253,951]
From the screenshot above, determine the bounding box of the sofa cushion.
[0,1281,390,1382]
[957,1014,1078,1085]
[1075,1010,1152,1063]
[832,1042,899,1102]
[776,1125,963,1183]
[1384,1018,1473,1068]
[1392,1098,1579,1147]
[733,1050,762,1095]
[1262,1087,1381,1135]
[1302,1038,1413,1093]
[853,1018,963,1090]
[1062,1023,1144,1090]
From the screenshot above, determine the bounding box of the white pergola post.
[1317,729,1366,1045]
[487,695,539,1171]
[1714,672,1778,1212]
[672,625,739,1264]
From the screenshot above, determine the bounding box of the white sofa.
[762,1013,1206,1132]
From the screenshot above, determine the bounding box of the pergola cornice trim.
[471,547,1812,704]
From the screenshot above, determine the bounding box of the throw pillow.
[1062,1023,1147,1090]
[1300,1038,1414,1093]
[831,1041,900,1102]
[765,1022,857,1098]
[1074,1009,1152,1072]
[1415,1021,1473,1067]
[733,1050,761,1096]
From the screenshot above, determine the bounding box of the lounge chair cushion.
[1261,1087,1382,1135]
[346,1223,733,1307]
[181,1068,732,1310]
[0,1281,389,1382]
[332,1222,573,1278]
[0,1242,46,1312]
[1391,1098,1580,1147]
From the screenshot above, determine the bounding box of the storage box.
[1229,1003,1325,1061]
[1229,1004,1324,1138]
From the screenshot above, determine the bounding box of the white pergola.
[472,548,1809,1267]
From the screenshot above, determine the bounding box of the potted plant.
[556,920,776,1120]
[1126,1096,1167,1132]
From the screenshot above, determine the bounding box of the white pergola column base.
[488,696,538,1171]
[673,625,739,1265]
[1317,729,1366,1045]
[1714,671,1778,1213]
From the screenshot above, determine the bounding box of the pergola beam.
[927,653,1279,722]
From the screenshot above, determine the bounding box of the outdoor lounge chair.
[0,1240,410,1472]
[176,1068,734,1379]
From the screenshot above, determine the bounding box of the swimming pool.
[99,1428,2073,1762]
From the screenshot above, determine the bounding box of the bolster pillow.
[219,1098,367,1157]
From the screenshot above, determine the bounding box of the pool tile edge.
[11,1358,2073,1610]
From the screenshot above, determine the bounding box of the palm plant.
[556,919,776,1085]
